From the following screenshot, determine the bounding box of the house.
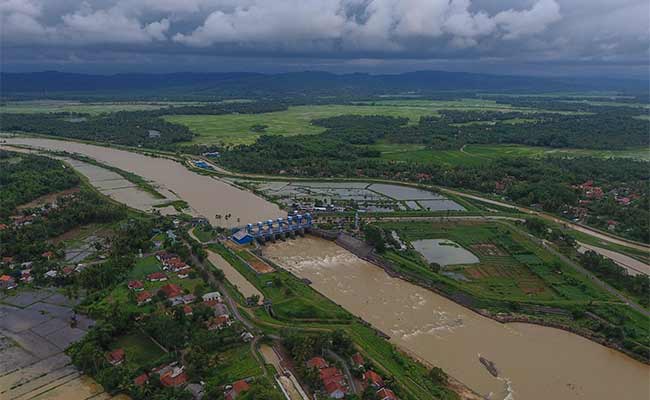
[156,251,174,262]
[183,305,193,316]
[177,269,192,279]
[240,331,254,342]
[106,348,125,366]
[376,387,398,400]
[351,352,365,368]
[160,283,183,299]
[160,366,188,387]
[207,315,231,331]
[134,373,149,386]
[224,379,250,400]
[20,269,33,283]
[364,370,384,388]
[186,382,205,400]
[41,251,55,260]
[320,367,347,399]
[607,220,619,231]
[306,356,329,370]
[128,280,144,291]
[166,230,178,242]
[137,291,153,306]
[44,270,58,279]
[0,223,8,231]
[1,256,14,265]
[0,275,17,290]
[202,291,222,302]
[324,381,347,399]
[147,272,168,282]
[62,266,75,276]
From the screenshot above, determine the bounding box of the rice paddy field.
[370,143,650,166]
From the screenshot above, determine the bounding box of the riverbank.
[262,236,650,400]
[322,230,649,365]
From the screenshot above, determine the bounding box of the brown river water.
[4,137,648,400]
[2,137,281,227]
[264,237,650,400]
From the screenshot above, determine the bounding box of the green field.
[128,255,163,279]
[370,143,650,166]
[165,99,589,146]
[112,332,166,365]
[209,344,264,385]
[378,221,616,304]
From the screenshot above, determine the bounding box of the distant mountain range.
[1,70,646,98]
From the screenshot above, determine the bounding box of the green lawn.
[128,256,163,279]
[112,332,166,365]
[209,345,263,385]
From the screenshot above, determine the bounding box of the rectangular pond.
[412,239,479,266]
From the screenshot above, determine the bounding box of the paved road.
[325,349,358,395]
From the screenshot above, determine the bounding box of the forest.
[0,150,80,219]
[0,112,194,147]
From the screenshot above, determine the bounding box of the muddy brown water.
[263,236,650,400]
[6,137,649,400]
[2,138,281,227]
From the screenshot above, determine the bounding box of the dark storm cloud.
[1,0,648,74]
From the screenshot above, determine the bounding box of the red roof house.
[351,352,365,368]
[128,280,144,291]
[147,272,168,282]
[306,356,328,370]
[377,387,398,400]
[136,291,153,306]
[160,283,183,299]
[225,379,250,400]
[106,348,125,366]
[134,373,149,386]
[364,370,384,388]
[160,367,188,387]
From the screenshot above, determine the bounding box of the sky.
[1,0,649,77]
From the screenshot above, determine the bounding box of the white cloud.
[1,0,647,69]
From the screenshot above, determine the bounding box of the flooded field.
[0,289,123,400]
[263,236,650,400]
[2,138,281,227]
[245,180,466,212]
[412,239,480,266]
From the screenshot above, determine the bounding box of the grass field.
[210,344,264,385]
[166,99,588,146]
[370,143,650,166]
[112,332,166,365]
[128,256,163,279]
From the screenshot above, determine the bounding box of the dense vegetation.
[1,112,194,147]
[220,114,649,242]
[0,150,80,219]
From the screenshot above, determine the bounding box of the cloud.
[1,0,647,73]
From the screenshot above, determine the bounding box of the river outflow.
[2,138,281,227]
[263,236,650,400]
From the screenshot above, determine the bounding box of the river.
[263,236,650,400]
[4,137,648,400]
[1,137,281,227]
